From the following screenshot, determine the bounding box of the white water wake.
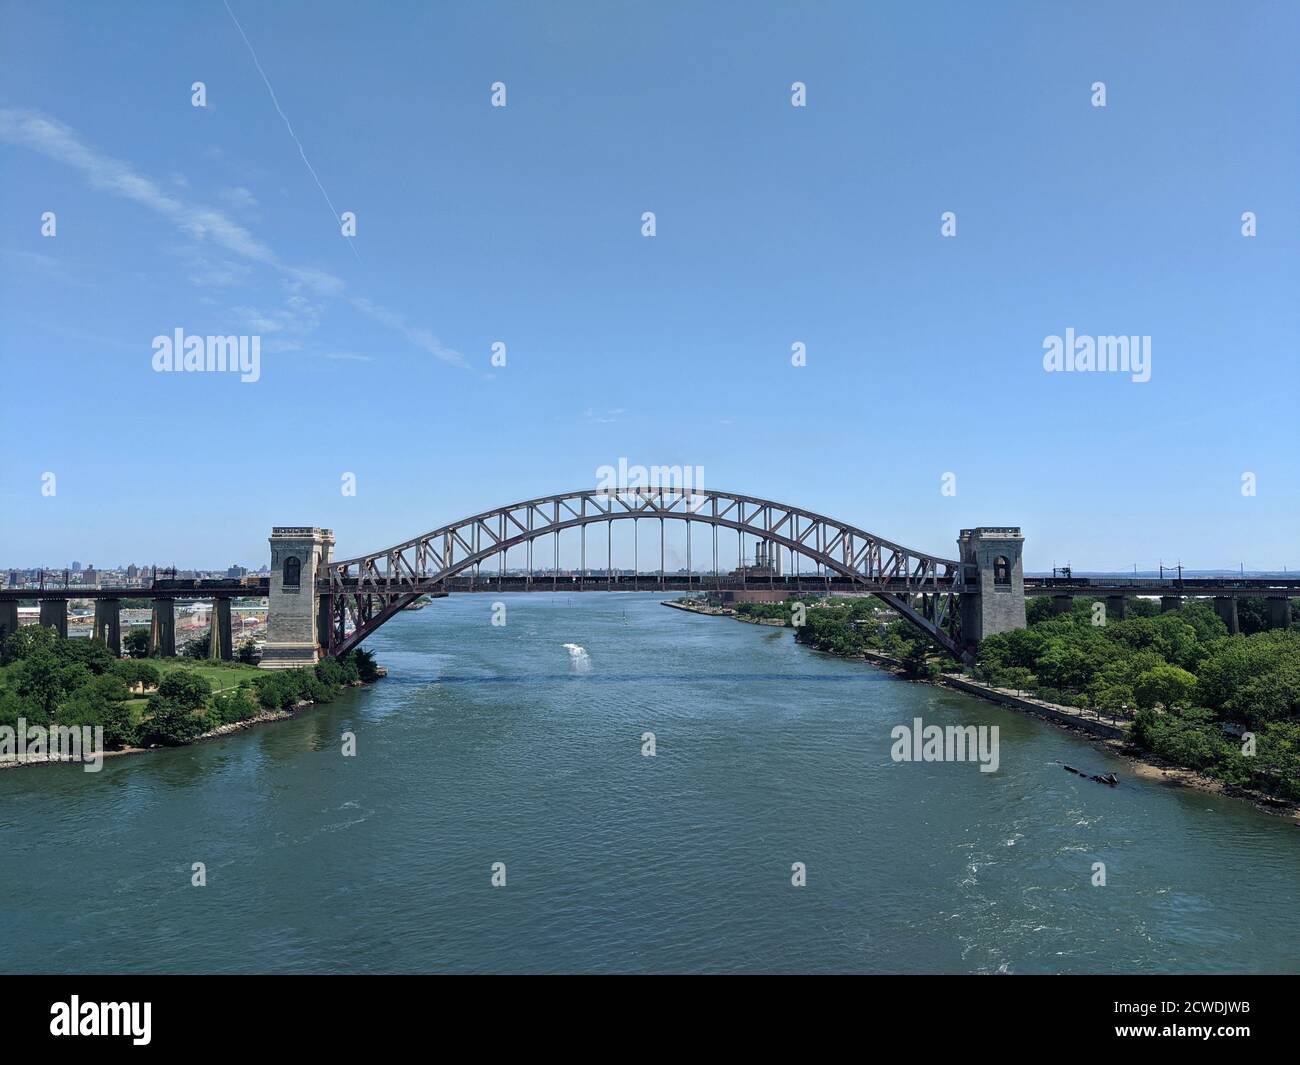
[562,643,592,672]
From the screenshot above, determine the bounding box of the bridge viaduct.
[2,488,1295,664]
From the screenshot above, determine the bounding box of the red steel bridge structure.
[320,487,972,659]
[4,487,1296,665]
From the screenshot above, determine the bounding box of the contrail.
[222,0,361,262]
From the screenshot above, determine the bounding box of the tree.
[123,629,151,658]
[61,637,117,674]
[997,667,1037,694]
[2,623,61,665]
[0,687,45,728]
[157,670,212,710]
[183,633,211,659]
[1133,664,1198,712]
[100,699,138,748]
[901,641,938,680]
[1090,681,1135,718]
[236,639,259,665]
[11,651,89,717]
[111,659,160,691]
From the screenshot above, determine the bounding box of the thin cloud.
[349,296,466,367]
[0,106,468,372]
[0,108,278,266]
[218,185,259,210]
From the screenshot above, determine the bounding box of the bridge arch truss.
[322,487,971,659]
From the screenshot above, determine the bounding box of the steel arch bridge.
[321,487,971,660]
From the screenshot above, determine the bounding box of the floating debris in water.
[1056,761,1118,786]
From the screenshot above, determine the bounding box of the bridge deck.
[3,576,1296,601]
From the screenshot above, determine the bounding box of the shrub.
[253,672,296,710]
[315,658,345,687]
[138,695,206,746]
[348,649,382,683]
[212,688,259,725]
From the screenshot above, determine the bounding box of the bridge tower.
[261,527,334,670]
[957,527,1027,650]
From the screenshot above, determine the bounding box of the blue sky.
[1,0,1297,572]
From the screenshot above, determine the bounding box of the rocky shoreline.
[661,599,788,625]
[665,598,1300,824]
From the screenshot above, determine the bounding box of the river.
[2,593,1298,974]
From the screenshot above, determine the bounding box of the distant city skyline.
[2,1,1297,571]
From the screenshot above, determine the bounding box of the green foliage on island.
[790,596,955,680]
[731,596,818,624]
[978,597,1300,799]
[0,626,381,754]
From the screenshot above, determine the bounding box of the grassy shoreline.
[1,626,383,770]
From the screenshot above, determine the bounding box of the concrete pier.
[208,598,233,661]
[149,599,176,657]
[1106,596,1127,621]
[1160,596,1183,613]
[1268,597,1292,630]
[38,599,67,636]
[0,600,18,644]
[1050,595,1073,615]
[93,599,122,655]
[1213,597,1240,635]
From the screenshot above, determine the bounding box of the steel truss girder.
[324,487,970,659]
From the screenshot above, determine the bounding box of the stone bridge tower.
[261,527,334,670]
[958,527,1026,651]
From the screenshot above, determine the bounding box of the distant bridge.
[3,487,1294,665]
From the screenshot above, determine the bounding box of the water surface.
[2,593,1297,974]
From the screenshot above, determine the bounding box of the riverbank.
[0,704,297,770]
[661,598,788,625]
[872,651,1300,823]
[666,598,1300,824]
[0,659,384,771]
